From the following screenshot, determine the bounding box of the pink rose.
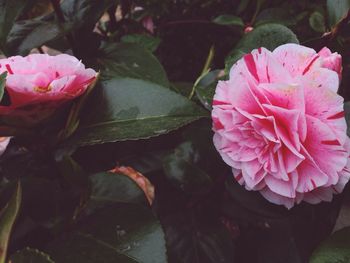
[212,43,350,209]
[0,54,97,126]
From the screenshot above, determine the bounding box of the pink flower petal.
[273,43,317,77]
[213,43,349,209]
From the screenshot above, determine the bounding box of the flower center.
[34,85,52,93]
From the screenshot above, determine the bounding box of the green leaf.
[224,177,288,220]
[121,150,168,175]
[212,15,244,26]
[237,0,251,14]
[310,227,350,263]
[255,8,297,26]
[235,23,299,52]
[61,0,116,29]
[9,248,55,263]
[0,72,7,102]
[6,19,68,56]
[170,82,193,97]
[59,73,99,141]
[65,78,208,147]
[0,182,21,263]
[224,176,340,263]
[224,49,246,74]
[225,23,299,72]
[0,0,31,52]
[162,210,235,263]
[89,172,148,210]
[46,204,167,263]
[121,34,161,53]
[345,101,350,136]
[98,42,170,88]
[234,217,303,263]
[195,70,225,111]
[163,141,213,194]
[309,11,326,33]
[327,0,350,28]
[6,0,115,55]
[20,177,65,224]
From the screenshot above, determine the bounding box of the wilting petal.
[0,137,10,156]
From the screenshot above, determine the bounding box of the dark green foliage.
[0,1,350,263]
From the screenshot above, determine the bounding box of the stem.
[300,36,324,45]
[303,10,350,46]
[250,0,264,25]
[329,9,350,40]
[201,46,215,76]
[188,46,215,100]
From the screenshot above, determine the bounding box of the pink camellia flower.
[0,54,97,126]
[212,43,349,209]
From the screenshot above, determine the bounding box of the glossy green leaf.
[327,0,350,27]
[0,182,21,263]
[237,0,251,14]
[121,34,161,53]
[89,171,148,210]
[171,82,193,97]
[162,210,234,263]
[6,0,114,55]
[6,19,68,56]
[9,248,55,263]
[225,23,299,71]
[224,49,246,74]
[121,151,168,175]
[66,78,208,147]
[98,43,170,88]
[181,119,228,178]
[345,101,350,136]
[310,227,350,263]
[309,11,326,33]
[212,15,244,26]
[0,0,33,52]
[61,0,115,28]
[225,177,288,219]
[255,8,297,26]
[224,177,340,263]
[195,70,225,110]
[20,177,65,224]
[235,23,299,52]
[234,217,303,263]
[163,141,213,194]
[46,204,167,263]
[0,72,7,102]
